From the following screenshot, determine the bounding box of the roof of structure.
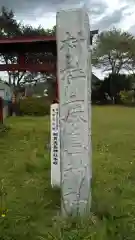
[0,36,56,54]
[0,35,56,44]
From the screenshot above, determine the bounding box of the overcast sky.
[0,0,134,32]
[0,0,135,79]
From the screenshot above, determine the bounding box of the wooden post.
[51,67,61,187]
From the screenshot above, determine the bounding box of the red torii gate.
[0,30,98,104]
[0,35,58,102]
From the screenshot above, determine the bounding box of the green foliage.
[119,90,134,104]
[0,6,21,37]
[1,109,135,239]
[92,73,132,104]
[20,97,50,116]
[104,73,131,102]
[22,24,55,37]
[92,28,135,74]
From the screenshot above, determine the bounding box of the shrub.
[119,90,134,105]
[20,97,50,116]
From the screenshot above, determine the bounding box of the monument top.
[57,6,89,15]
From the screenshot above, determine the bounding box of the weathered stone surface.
[56,8,92,216]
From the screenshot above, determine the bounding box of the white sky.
[21,0,134,30]
[0,0,134,81]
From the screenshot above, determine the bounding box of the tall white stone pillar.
[56,8,92,216]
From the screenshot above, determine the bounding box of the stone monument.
[56,8,92,216]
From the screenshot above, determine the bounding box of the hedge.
[19,97,50,116]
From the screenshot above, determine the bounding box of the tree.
[92,29,135,103]
[126,41,135,74]
[0,6,21,37]
[22,24,54,37]
[92,28,134,75]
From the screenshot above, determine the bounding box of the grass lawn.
[0,106,135,239]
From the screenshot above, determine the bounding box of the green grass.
[0,106,135,239]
